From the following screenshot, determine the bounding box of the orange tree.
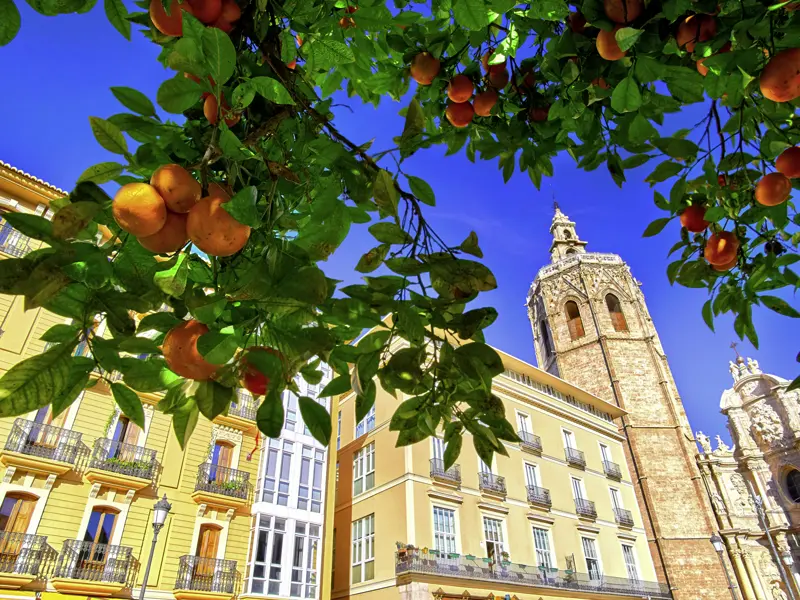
[0,0,798,468]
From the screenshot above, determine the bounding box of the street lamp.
[711,534,740,600]
[138,495,172,600]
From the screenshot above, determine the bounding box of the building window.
[248,515,286,595]
[432,437,445,461]
[524,463,540,488]
[517,412,531,434]
[563,229,572,239]
[355,404,375,438]
[291,522,320,598]
[432,507,457,554]
[563,429,576,450]
[599,443,611,463]
[482,517,504,561]
[565,301,585,340]
[610,487,623,510]
[532,527,553,570]
[581,537,602,580]
[621,544,639,581]
[286,395,297,431]
[298,446,324,512]
[353,443,375,496]
[571,477,586,500]
[0,493,36,534]
[262,439,293,505]
[606,294,628,332]
[336,412,341,450]
[351,515,374,584]
[787,470,800,502]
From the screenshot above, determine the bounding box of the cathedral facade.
[527,205,733,599]
[697,356,800,600]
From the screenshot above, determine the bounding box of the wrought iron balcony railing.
[229,390,257,421]
[175,556,238,594]
[603,460,622,479]
[565,447,586,468]
[478,472,506,496]
[54,540,138,586]
[0,221,33,258]
[196,463,250,499]
[90,438,157,481]
[518,431,542,453]
[430,459,461,485]
[526,485,552,507]
[5,418,82,465]
[394,550,671,599]
[575,498,597,519]
[614,508,634,527]
[0,532,57,577]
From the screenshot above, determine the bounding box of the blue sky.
[1,4,797,444]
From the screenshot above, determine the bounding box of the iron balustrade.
[430,459,461,484]
[229,390,257,421]
[5,419,82,465]
[565,447,586,468]
[175,556,238,594]
[526,485,552,507]
[478,472,506,496]
[394,550,670,599]
[90,438,157,481]
[518,431,542,453]
[196,463,250,499]
[0,532,57,577]
[614,508,634,527]
[575,498,597,519]
[54,540,138,586]
[0,221,32,258]
[603,460,622,479]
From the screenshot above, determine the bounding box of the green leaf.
[401,98,425,142]
[611,77,642,113]
[528,0,567,20]
[0,0,21,47]
[222,186,260,227]
[629,114,657,145]
[187,292,227,325]
[3,212,53,243]
[645,160,683,185]
[172,396,199,449]
[666,77,705,103]
[257,387,284,437]
[299,396,331,446]
[443,433,462,470]
[111,86,155,117]
[52,358,93,418]
[217,129,249,160]
[0,340,78,418]
[368,222,411,244]
[41,323,81,343]
[202,26,236,84]
[642,218,671,237]
[122,358,180,393]
[305,38,355,71]
[761,295,800,318]
[111,383,145,429]
[197,331,238,365]
[702,299,715,332]
[385,257,427,276]
[194,380,234,420]
[78,162,124,184]
[407,175,435,206]
[157,76,202,113]
[373,170,399,216]
[103,0,130,39]
[153,253,189,297]
[460,231,483,258]
[249,76,295,105]
[319,374,351,397]
[89,116,128,155]
[52,201,100,239]
[137,312,181,333]
[453,0,488,30]
[356,244,390,273]
[615,27,642,51]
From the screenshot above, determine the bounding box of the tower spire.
[548,203,587,263]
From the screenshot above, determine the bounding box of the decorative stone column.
[729,546,757,600]
[742,550,768,600]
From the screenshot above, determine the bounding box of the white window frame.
[432,506,458,554]
[516,411,531,434]
[289,522,320,598]
[571,476,586,501]
[351,514,375,584]
[621,544,640,582]
[580,536,603,581]
[355,404,376,438]
[599,442,612,463]
[609,487,623,511]
[353,443,375,496]
[482,516,506,561]
[479,456,493,474]
[531,526,556,571]
[562,429,576,449]
[524,462,540,488]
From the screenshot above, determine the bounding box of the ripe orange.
[474,90,498,117]
[776,146,800,178]
[149,0,187,37]
[208,182,232,202]
[163,320,218,380]
[481,51,506,74]
[679,204,709,232]
[760,48,800,102]
[488,68,509,89]
[676,15,718,52]
[569,11,587,33]
[150,164,201,213]
[529,106,550,122]
[755,172,792,206]
[138,211,189,253]
[339,16,356,28]
[445,102,474,128]
[597,26,626,61]
[410,52,440,85]
[696,42,730,76]
[187,0,220,23]
[592,77,611,89]
[448,75,474,103]
[187,196,251,256]
[704,231,739,266]
[211,0,239,32]
[204,95,240,127]
[112,183,167,237]
[712,256,737,272]
[604,0,643,23]
[242,347,284,395]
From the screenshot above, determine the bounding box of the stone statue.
[696,431,712,454]
[730,360,739,378]
[748,357,762,375]
[771,582,788,600]
[750,404,785,446]
[710,492,727,514]
[715,435,731,453]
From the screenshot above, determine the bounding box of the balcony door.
[110,416,141,459]
[524,463,539,488]
[194,524,221,580]
[210,441,234,483]
[571,477,586,501]
[0,493,36,564]
[27,406,68,448]
[80,507,118,575]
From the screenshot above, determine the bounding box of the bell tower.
[527,205,732,600]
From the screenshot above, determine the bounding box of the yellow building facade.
[0,161,261,600]
[322,346,672,600]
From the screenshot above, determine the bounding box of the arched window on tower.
[563,230,572,239]
[565,249,576,256]
[565,301,585,340]
[605,294,628,332]
[540,319,553,358]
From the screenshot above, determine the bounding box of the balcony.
[0,222,33,258]
[575,498,597,519]
[614,508,634,528]
[213,391,257,433]
[174,556,238,600]
[0,532,57,589]
[478,472,506,497]
[192,463,250,509]
[565,447,586,468]
[518,431,542,454]
[0,419,82,476]
[395,550,670,599]
[603,460,622,480]
[84,439,158,491]
[526,485,552,509]
[430,458,461,486]
[51,540,138,597]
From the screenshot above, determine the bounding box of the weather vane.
[730,341,741,359]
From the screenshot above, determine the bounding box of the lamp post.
[138,495,172,600]
[711,534,740,600]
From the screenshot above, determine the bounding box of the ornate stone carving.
[714,435,732,454]
[729,474,755,513]
[2,466,16,484]
[749,404,785,447]
[697,432,712,455]
[209,425,242,460]
[760,552,780,582]
[710,492,727,514]
[89,483,101,499]
[44,473,56,491]
[771,583,788,600]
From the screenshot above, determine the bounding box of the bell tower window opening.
[605,294,628,332]
[565,301,585,340]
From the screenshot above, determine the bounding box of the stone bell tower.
[527,204,732,599]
